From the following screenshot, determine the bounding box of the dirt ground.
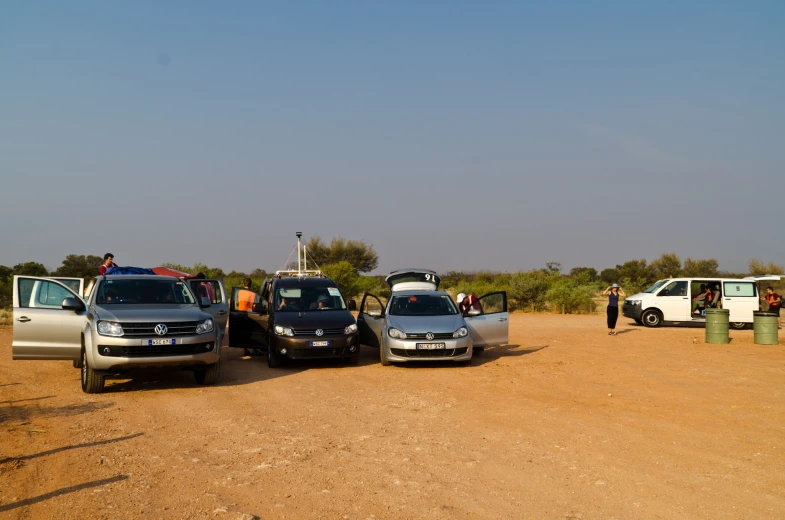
[1,315,784,520]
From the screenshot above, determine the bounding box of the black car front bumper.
[270,333,360,360]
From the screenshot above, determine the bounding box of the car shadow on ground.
[381,344,549,369]
[102,346,372,393]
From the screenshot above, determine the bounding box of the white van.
[622,275,781,329]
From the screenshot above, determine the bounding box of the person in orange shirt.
[235,278,257,312]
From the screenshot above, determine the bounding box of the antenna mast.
[296,232,303,274]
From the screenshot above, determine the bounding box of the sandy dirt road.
[1,315,784,519]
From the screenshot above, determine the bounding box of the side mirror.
[466,309,482,317]
[368,309,382,318]
[200,297,212,308]
[61,297,84,312]
[252,302,267,314]
[347,299,357,311]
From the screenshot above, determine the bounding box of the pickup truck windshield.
[275,287,347,312]
[96,280,195,305]
[389,294,458,316]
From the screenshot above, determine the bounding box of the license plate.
[310,341,330,347]
[416,343,446,350]
[149,339,176,346]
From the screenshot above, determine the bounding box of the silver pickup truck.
[11,274,228,393]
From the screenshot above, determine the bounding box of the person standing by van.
[602,284,626,335]
[765,287,782,329]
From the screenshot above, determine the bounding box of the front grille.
[121,321,200,337]
[291,347,351,358]
[404,332,455,340]
[292,328,345,336]
[391,347,469,358]
[97,343,215,358]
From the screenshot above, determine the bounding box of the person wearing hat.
[602,284,626,335]
[310,293,332,310]
[456,293,482,315]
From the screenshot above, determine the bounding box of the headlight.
[453,327,469,338]
[196,319,214,334]
[627,300,641,306]
[388,328,407,339]
[275,325,294,337]
[344,323,358,335]
[97,321,124,337]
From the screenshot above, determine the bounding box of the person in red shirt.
[764,287,782,329]
[99,253,117,275]
[457,293,483,314]
[194,272,215,304]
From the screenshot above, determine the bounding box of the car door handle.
[218,310,227,315]
[17,316,31,323]
[498,317,508,322]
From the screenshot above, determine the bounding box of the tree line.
[1,240,782,314]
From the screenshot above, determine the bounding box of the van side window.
[723,282,756,297]
[660,281,688,296]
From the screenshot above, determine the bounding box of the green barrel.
[705,308,730,344]
[753,311,779,345]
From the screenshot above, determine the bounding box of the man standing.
[765,287,782,329]
[99,253,117,275]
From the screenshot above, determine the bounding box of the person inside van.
[707,285,722,308]
[693,284,708,315]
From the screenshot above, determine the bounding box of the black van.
[226,271,360,367]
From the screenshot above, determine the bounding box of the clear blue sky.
[2,1,784,274]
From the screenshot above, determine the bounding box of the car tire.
[379,344,391,367]
[194,361,220,385]
[634,319,643,326]
[268,344,283,368]
[641,309,663,328]
[473,346,484,354]
[730,322,747,330]
[73,358,82,369]
[81,349,105,394]
[344,355,359,365]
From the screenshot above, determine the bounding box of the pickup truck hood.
[274,310,356,329]
[94,304,210,323]
[387,314,465,334]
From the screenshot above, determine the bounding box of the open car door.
[357,293,385,348]
[464,291,509,347]
[227,286,266,350]
[188,279,229,337]
[12,276,86,360]
[47,277,84,297]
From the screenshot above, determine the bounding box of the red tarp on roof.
[151,266,197,279]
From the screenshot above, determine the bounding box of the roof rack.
[274,269,326,279]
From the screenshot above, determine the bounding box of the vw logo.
[425,332,434,340]
[154,324,168,336]
[315,329,324,337]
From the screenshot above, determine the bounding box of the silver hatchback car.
[11,274,227,393]
[357,269,509,365]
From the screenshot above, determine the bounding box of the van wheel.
[634,319,643,326]
[641,309,663,328]
[73,358,82,369]
[81,349,105,394]
[194,361,220,385]
[730,322,747,330]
